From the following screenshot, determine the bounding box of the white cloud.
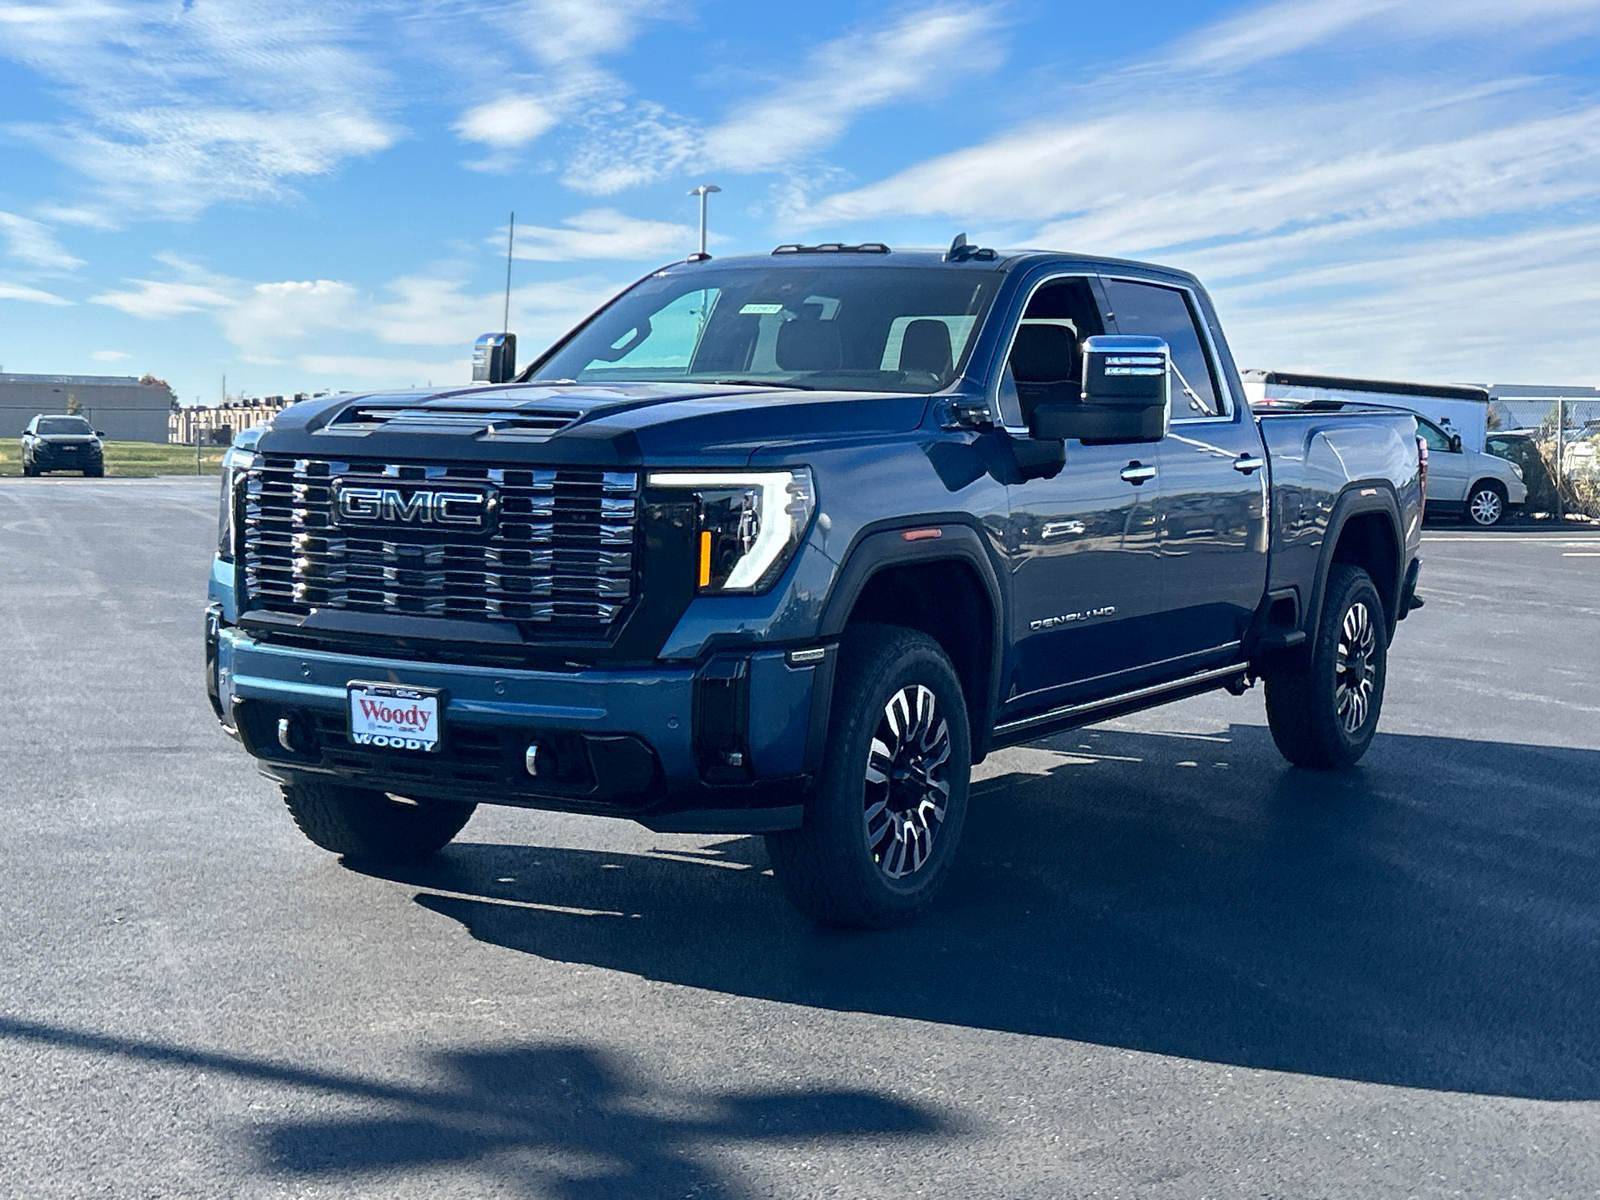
[454,95,558,149]
[0,212,82,269]
[91,279,236,318]
[0,281,71,305]
[442,0,680,170]
[219,280,359,353]
[783,1,1600,381]
[91,350,132,362]
[701,4,1004,174]
[1166,0,1600,73]
[556,3,1007,194]
[0,0,399,221]
[512,208,694,261]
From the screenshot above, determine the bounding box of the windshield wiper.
[701,378,816,390]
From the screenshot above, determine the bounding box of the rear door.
[1101,277,1268,665]
[999,275,1165,712]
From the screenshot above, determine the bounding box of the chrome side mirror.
[472,332,517,384]
[1027,336,1171,445]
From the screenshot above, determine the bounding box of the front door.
[1417,417,1469,508]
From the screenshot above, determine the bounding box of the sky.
[3,0,1600,405]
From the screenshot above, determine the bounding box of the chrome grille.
[242,456,638,631]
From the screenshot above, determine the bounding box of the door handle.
[1233,455,1265,475]
[1119,463,1156,485]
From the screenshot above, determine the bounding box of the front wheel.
[280,779,476,861]
[1264,564,1388,769]
[1465,481,1507,527]
[765,625,971,929]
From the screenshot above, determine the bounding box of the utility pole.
[502,211,516,334]
[688,185,721,258]
[1557,396,1567,521]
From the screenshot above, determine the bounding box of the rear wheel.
[765,625,971,929]
[1264,564,1388,769]
[85,466,104,478]
[1465,481,1506,527]
[280,779,476,861]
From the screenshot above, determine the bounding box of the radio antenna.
[502,210,515,334]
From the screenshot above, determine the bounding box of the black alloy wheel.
[1333,595,1379,737]
[1264,564,1388,769]
[865,682,955,879]
[766,624,971,929]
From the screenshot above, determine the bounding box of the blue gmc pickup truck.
[205,239,1425,928]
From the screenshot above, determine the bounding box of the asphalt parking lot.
[2,476,1598,1199]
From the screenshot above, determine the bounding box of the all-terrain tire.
[1264,564,1388,769]
[765,625,971,929]
[281,779,475,861]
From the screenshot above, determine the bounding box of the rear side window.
[1101,280,1224,418]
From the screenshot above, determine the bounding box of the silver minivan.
[1417,415,1526,526]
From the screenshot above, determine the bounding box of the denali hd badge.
[331,478,499,533]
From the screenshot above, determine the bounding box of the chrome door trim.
[986,270,1101,435]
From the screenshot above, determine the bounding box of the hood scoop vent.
[321,403,579,440]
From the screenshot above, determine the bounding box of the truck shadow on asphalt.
[359,723,1600,1102]
[0,1017,949,1197]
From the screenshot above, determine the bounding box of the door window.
[1101,280,1224,418]
[1417,418,1456,452]
[1000,277,1107,428]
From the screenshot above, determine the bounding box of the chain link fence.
[1489,397,1600,520]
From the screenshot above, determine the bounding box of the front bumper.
[32,445,102,469]
[207,614,826,833]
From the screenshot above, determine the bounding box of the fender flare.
[818,518,1008,758]
[1303,481,1406,649]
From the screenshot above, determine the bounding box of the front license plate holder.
[347,682,443,753]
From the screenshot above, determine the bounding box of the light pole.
[688,184,721,259]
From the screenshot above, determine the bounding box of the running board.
[990,664,1249,749]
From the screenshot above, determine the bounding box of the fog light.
[524,743,540,777]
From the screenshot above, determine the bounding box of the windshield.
[38,417,92,435]
[531,264,1003,394]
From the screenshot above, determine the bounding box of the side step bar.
[990,664,1249,750]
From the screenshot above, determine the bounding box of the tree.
[65,393,82,415]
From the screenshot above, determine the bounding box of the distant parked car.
[1416,415,1525,526]
[20,415,105,477]
[1563,436,1600,480]
[1485,431,1559,513]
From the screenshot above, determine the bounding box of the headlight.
[647,468,815,594]
[1509,461,1524,481]
[217,446,251,561]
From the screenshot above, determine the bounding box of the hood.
[259,380,933,467]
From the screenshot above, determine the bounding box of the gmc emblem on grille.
[331,479,499,533]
